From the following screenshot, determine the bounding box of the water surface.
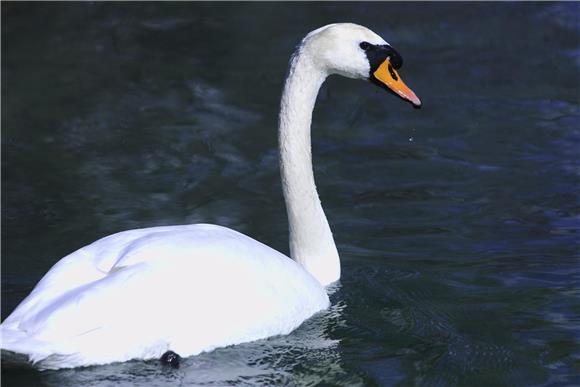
[2,3,579,386]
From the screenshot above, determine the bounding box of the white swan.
[0,23,420,370]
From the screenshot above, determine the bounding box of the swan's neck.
[278,51,340,287]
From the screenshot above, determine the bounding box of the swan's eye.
[359,41,372,51]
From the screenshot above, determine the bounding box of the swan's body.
[1,224,328,369]
[1,23,420,369]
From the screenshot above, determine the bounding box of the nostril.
[388,64,398,81]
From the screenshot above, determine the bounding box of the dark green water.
[2,3,579,386]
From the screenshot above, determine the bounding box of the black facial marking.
[361,42,403,76]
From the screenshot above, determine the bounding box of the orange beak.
[373,58,421,108]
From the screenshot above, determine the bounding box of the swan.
[0,23,421,370]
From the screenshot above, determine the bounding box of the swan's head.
[301,23,421,108]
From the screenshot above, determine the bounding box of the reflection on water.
[2,2,579,386]
[10,300,351,387]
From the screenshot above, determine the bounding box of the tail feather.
[1,324,52,367]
